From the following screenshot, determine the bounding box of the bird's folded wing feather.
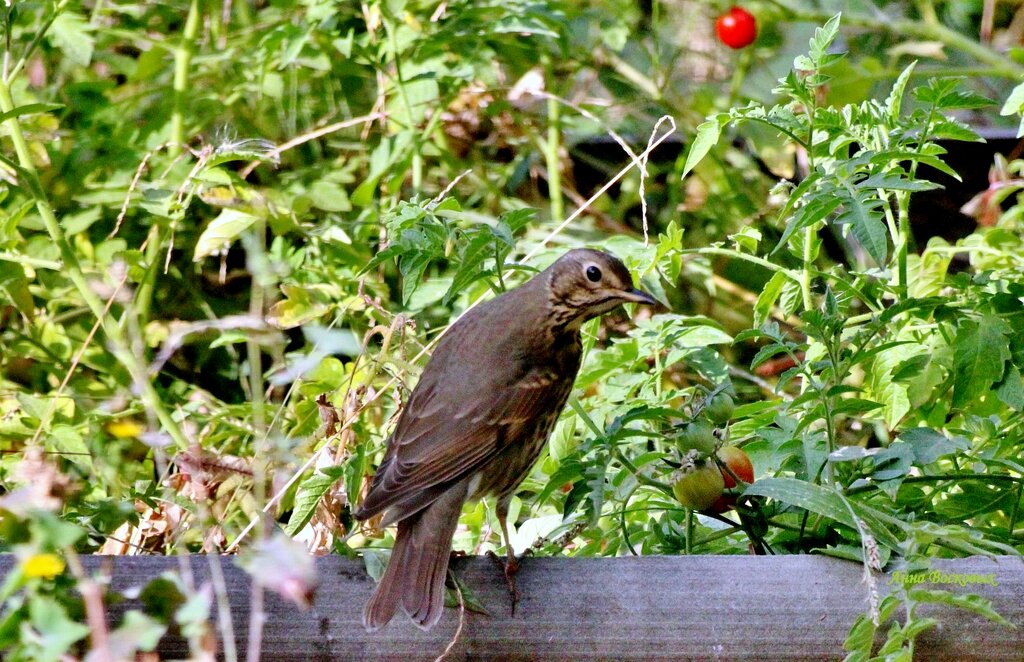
[355,362,563,521]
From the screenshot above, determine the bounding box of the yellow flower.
[107,419,145,439]
[22,553,65,579]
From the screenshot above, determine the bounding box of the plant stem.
[137,0,200,325]
[171,0,200,156]
[800,228,815,311]
[5,0,67,84]
[613,446,675,499]
[896,193,910,300]
[0,252,61,269]
[544,56,564,223]
[779,8,1024,79]
[682,246,800,278]
[685,508,693,555]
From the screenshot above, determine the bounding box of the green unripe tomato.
[704,392,735,425]
[672,462,726,510]
[676,420,717,455]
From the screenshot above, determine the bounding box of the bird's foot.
[486,548,531,617]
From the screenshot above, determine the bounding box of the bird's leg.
[485,498,523,616]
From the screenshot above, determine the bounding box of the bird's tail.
[363,483,466,631]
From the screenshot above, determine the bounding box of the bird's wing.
[354,358,565,523]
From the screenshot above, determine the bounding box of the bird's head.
[545,248,657,330]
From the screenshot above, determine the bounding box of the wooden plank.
[1,554,1021,660]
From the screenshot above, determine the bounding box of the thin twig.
[109,142,172,239]
[428,169,472,207]
[638,116,675,244]
[65,550,112,662]
[434,574,465,662]
[207,542,239,662]
[240,112,386,178]
[526,115,676,257]
[245,581,265,662]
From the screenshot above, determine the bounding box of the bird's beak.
[620,288,658,305]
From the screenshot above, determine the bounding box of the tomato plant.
[674,420,718,455]
[672,462,726,511]
[711,446,754,512]
[716,7,757,49]
[703,392,735,425]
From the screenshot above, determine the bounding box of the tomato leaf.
[743,477,904,548]
[284,465,346,536]
[907,588,1011,627]
[681,116,723,180]
[952,316,1011,409]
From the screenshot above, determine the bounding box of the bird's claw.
[486,550,523,617]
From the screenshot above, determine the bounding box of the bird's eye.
[586,265,602,282]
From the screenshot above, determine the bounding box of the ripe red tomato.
[716,7,757,49]
[672,461,725,511]
[711,446,754,512]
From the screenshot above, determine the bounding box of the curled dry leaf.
[172,444,252,502]
[98,499,186,555]
[0,447,76,515]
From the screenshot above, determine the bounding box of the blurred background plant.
[0,0,1022,659]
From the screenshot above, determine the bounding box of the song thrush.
[354,248,656,630]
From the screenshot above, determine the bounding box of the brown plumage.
[354,248,655,630]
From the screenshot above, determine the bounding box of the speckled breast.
[480,379,574,501]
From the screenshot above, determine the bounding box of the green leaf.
[548,415,578,462]
[1001,81,1024,136]
[772,195,842,256]
[871,150,961,181]
[995,366,1024,411]
[898,428,968,465]
[48,12,95,67]
[1000,81,1024,117]
[842,613,877,658]
[444,232,495,305]
[928,119,984,142]
[952,317,1011,409]
[267,284,332,329]
[47,425,90,467]
[674,324,733,346]
[743,477,903,548]
[362,548,389,582]
[859,173,940,192]
[0,103,65,125]
[193,209,260,261]
[885,61,917,120]
[835,189,887,266]
[808,13,842,64]
[832,398,883,416]
[28,596,90,662]
[308,179,352,212]
[746,478,862,524]
[491,15,560,37]
[754,272,789,327]
[106,611,166,658]
[0,261,34,318]
[285,465,346,535]
[915,78,994,110]
[908,588,1012,627]
[681,117,723,180]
